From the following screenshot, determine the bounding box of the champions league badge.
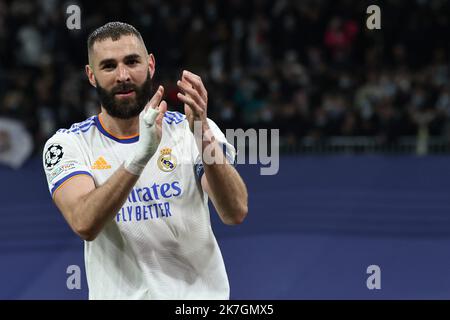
[157,147,177,172]
[45,144,64,169]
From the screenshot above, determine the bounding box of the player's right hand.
[142,85,167,141]
[124,85,167,175]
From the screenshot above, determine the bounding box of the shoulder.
[162,111,221,130]
[163,111,186,126]
[205,118,222,131]
[55,116,97,136]
[162,111,189,136]
[43,116,97,150]
[42,118,96,172]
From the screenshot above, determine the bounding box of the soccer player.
[42,22,248,299]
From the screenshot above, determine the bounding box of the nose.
[116,63,131,83]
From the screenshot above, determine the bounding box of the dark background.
[1,0,449,152]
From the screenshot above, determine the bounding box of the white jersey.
[42,111,236,300]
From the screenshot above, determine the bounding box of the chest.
[84,132,195,188]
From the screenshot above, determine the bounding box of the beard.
[95,71,153,120]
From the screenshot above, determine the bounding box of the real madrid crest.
[157,147,177,172]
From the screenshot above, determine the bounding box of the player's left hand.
[177,70,208,133]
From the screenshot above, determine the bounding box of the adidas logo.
[91,156,112,170]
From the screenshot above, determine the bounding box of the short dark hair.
[87,22,144,52]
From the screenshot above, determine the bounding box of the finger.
[145,86,162,112]
[184,103,193,118]
[156,100,167,124]
[177,80,205,106]
[183,70,202,82]
[182,70,207,102]
[158,100,167,116]
[177,92,203,115]
[143,107,159,125]
[182,71,204,93]
[146,85,164,111]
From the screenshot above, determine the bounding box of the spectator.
[0,0,448,154]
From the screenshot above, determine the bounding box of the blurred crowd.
[0,0,449,154]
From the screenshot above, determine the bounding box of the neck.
[98,108,139,138]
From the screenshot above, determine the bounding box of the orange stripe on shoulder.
[52,173,93,199]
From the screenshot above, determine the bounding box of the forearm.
[176,70,247,223]
[201,131,248,224]
[74,165,139,240]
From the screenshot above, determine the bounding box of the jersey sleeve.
[42,132,93,198]
[192,118,237,181]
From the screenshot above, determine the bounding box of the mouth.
[115,90,135,98]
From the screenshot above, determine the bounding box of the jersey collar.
[94,115,139,144]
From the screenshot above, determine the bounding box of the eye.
[102,63,116,70]
[126,59,138,66]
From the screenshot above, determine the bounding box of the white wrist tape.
[124,107,160,176]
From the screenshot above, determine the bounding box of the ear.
[148,54,156,78]
[85,64,97,88]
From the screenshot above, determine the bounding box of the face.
[95,70,152,119]
[86,35,155,119]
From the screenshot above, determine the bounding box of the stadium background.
[1,0,450,299]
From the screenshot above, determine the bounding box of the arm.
[177,70,248,225]
[52,86,167,241]
[54,167,138,241]
[200,128,248,225]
